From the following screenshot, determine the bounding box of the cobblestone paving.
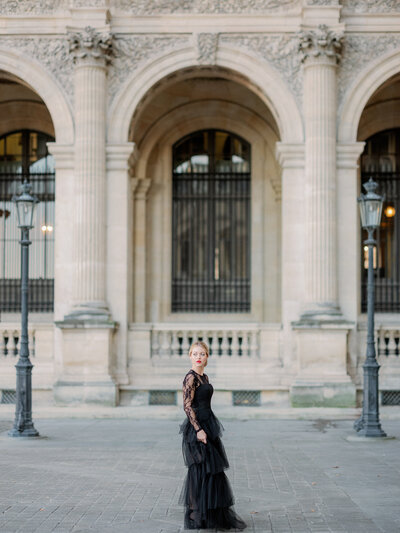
[0,418,399,532]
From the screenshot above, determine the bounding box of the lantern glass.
[359,198,383,229]
[16,199,36,229]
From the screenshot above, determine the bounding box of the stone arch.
[0,47,74,143]
[339,48,400,143]
[108,43,303,144]
[134,100,281,323]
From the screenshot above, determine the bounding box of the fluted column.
[300,25,343,320]
[132,178,152,323]
[67,26,113,320]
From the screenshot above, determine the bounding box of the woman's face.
[190,346,208,371]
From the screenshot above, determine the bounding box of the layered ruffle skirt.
[179,408,247,530]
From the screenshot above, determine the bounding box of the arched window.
[360,129,400,312]
[0,130,55,312]
[172,129,251,312]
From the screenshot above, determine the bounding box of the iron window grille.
[0,130,55,312]
[172,130,251,312]
[361,129,400,312]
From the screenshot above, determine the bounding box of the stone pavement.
[0,418,399,533]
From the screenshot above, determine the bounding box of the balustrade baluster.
[171,331,180,357]
[388,330,397,357]
[2,332,9,357]
[13,332,19,357]
[182,332,190,355]
[151,330,160,357]
[241,331,250,357]
[221,332,230,357]
[250,331,259,358]
[211,331,219,357]
[160,331,171,357]
[231,331,239,357]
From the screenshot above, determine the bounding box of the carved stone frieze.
[72,0,107,6]
[0,0,66,15]
[195,33,219,65]
[306,0,339,5]
[298,25,343,64]
[338,34,400,106]
[341,0,400,13]
[115,0,300,14]
[0,37,73,103]
[220,34,302,104]
[69,26,113,67]
[108,35,189,102]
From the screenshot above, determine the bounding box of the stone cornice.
[298,24,343,64]
[68,25,113,66]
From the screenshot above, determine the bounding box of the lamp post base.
[8,426,39,438]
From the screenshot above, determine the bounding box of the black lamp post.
[8,180,40,438]
[354,178,386,437]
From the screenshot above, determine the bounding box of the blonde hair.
[189,340,209,366]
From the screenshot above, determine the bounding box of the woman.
[179,340,247,531]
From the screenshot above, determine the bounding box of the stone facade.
[0,0,400,407]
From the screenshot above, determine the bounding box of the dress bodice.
[182,369,213,431]
[191,372,213,409]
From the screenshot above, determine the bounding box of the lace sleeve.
[182,372,201,432]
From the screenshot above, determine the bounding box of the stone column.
[131,178,152,324]
[67,26,113,321]
[300,24,343,320]
[54,28,117,405]
[290,27,355,407]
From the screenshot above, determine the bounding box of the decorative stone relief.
[298,24,343,64]
[195,33,219,65]
[220,34,302,104]
[0,0,66,15]
[341,0,400,13]
[0,37,73,103]
[115,0,300,14]
[108,35,189,102]
[306,0,339,5]
[68,26,113,66]
[72,0,107,6]
[338,34,400,106]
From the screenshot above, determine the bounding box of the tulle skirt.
[179,409,247,530]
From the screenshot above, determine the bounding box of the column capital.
[299,24,343,65]
[131,177,152,200]
[276,142,305,169]
[337,142,366,169]
[47,143,74,170]
[106,143,136,171]
[68,25,113,67]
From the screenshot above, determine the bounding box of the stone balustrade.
[376,326,400,358]
[150,324,260,358]
[0,325,36,359]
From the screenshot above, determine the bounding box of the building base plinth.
[54,379,117,406]
[290,380,355,407]
[55,318,118,406]
[291,320,356,407]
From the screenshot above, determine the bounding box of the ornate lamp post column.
[9,181,39,437]
[354,179,386,437]
[67,26,112,320]
[299,24,343,319]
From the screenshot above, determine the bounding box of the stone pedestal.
[54,320,118,406]
[291,322,355,407]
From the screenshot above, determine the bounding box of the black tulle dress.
[179,369,247,531]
